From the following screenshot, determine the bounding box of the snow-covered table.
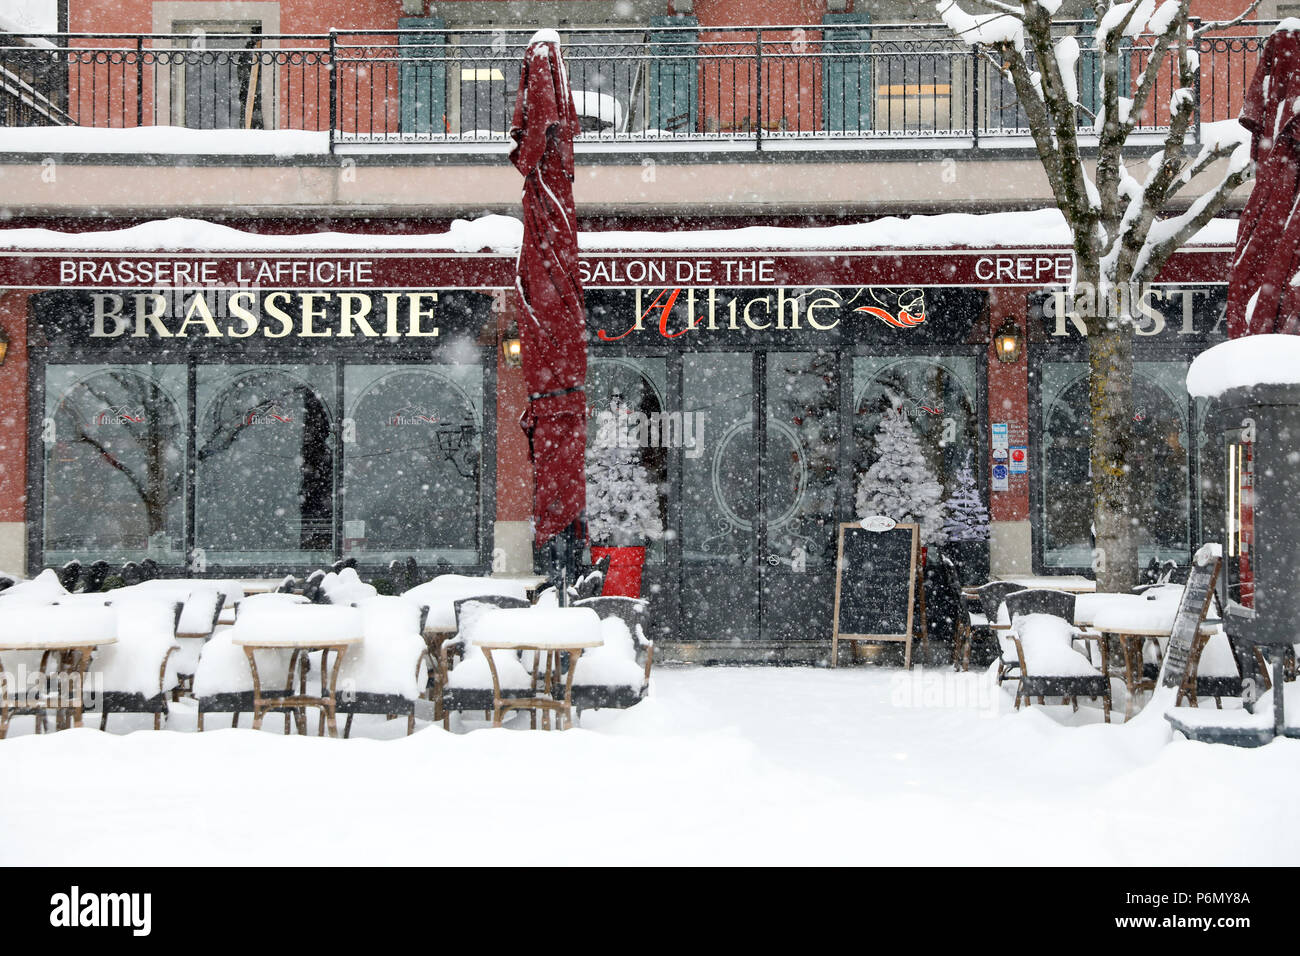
[0,633,118,735]
[231,629,363,738]
[472,608,603,730]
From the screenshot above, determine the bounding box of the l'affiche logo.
[596,287,928,340]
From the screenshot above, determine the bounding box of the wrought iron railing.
[0,21,1275,152]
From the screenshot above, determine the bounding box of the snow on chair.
[440,596,533,729]
[88,598,183,731]
[1179,624,1244,708]
[1006,613,1111,722]
[1,604,116,737]
[193,598,305,732]
[968,581,1028,683]
[568,596,653,714]
[320,568,378,606]
[333,596,429,737]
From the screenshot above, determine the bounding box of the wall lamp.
[500,321,522,369]
[0,326,9,366]
[993,318,1022,364]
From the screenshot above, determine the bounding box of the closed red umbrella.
[1227,24,1300,337]
[510,30,587,585]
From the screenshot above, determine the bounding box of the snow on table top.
[230,605,363,646]
[0,568,67,604]
[472,607,603,649]
[0,209,1239,254]
[403,575,530,629]
[1,605,117,647]
[1081,589,1184,632]
[1186,335,1300,398]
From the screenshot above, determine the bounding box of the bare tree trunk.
[1088,321,1138,592]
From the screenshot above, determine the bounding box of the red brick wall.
[986,287,1029,524]
[496,293,533,522]
[0,291,30,525]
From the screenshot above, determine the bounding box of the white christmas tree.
[942,452,990,542]
[855,405,948,546]
[586,402,664,546]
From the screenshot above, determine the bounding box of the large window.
[342,364,486,564]
[1038,360,1192,569]
[43,365,187,565]
[586,356,668,563]
[853,355,981,492]
[195,365,336,567]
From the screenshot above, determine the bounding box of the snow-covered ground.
[1,665,1294,866]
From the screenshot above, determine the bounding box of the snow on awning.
[0,210,1239,254]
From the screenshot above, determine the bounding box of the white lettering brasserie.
[90,290,440,339]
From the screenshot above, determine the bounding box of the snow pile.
[571,616,645,688]
[572,90,623,128]
[1194,626,1239,679]
[88,600,181,697]
[1186,334,1300,398]
[935,1,1024,49]
[1009,614,1100,676]
[403,575,529,629]
[321,568,378,605]
[0,568,67,604]
[2,127,329,156]
[0,210,1240,254]
[444,600,533,691]
[0,0,56,37]
[336,597,428,699]
[0,215,524,253]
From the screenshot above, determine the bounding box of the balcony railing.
[0,22,1275,154]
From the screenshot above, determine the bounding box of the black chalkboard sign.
[832,521,920,668]
[1161,554,1221,692]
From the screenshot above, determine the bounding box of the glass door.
[679,351,840,644]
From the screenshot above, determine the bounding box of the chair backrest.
[1004,587,1075,623]
[332,557,357,574]
[139,558,160,581]
[0,574,14,594]
[592,554,611,578]
[938,554,971,616]
[573,570,604,601]
[970,581,1026,622]
[57,561,82,592]
[276,575,298,594]
[453,594,532,631]
[302,569,328,604]
[120,561,143,586]
[574,595,649,635]
[78,560,111,594]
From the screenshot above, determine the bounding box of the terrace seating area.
[0,560,654,738]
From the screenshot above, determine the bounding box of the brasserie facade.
[0,225,1233,657]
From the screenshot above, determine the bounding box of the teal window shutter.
[1079,9,1131,129]
[822,12,871,133]
[648,14,697,134]
[399,16,446,135]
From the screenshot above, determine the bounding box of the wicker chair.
[440,595,533,728]
[968,581,1027,683]
[333,599,430,737]
[569,596,653,713]
[943,556,989,672]
[1006,613,1112,722]
[90,599,183,730]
